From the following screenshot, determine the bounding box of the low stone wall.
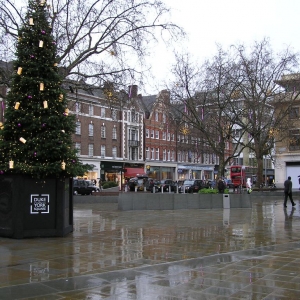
[118,193,252,211]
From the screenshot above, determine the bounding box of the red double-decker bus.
[230,165,256,188]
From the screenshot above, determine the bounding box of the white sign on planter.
[30,194,50,214]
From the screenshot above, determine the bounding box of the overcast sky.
[145,0,300,94]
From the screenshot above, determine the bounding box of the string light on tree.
[0,0,91,179]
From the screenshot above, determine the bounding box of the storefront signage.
[178,165,214,171]
[30,194,50,214]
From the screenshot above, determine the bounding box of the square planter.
[0,175,73,239]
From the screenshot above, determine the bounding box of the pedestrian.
[217,178,225,194]
[284,176,296,208]
[246,178,252,194]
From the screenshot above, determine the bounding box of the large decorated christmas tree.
[0,0,89,179]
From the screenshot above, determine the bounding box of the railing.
[128,140,140,147]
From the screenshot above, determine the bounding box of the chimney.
[128,85,138,98]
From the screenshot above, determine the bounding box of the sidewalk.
[0,198,300,299]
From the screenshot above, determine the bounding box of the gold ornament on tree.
[9,160,14,169]
[14,102,20,110]
[40,82,44,91]
[17,67,22,75]
[39,40,44,48]
[43,101,48,109]
[59,94,63,101]
[40,0,46,6]
[29,18,34,25]
[0,122,3,130]
[61,161,66,170]
[64,108,69,116]
[19,137,26,144]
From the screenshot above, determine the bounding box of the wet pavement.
[0,198,300,299]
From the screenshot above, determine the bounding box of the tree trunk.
[256,157,264,187]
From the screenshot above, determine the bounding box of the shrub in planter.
[199,188,229,194]
[102,181,118,189]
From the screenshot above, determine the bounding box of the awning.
[124,168,145,178]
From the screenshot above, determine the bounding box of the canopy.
[124,168,145,178]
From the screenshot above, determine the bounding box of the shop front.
[177,164,214,180]
[100,161,124,189]
[123,163,146,180]
[145,163,177,180]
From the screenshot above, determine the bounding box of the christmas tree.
[0,0,89,179]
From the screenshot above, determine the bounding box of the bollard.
[135,186,137,192]
[223,194,230,209]
[153,186,155,193]
[125,185,128,192]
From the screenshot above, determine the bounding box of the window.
[177,151,181,162]
[75,121,81,135]
[101,107,105,117]
[101,124,106,138]
[163,149,166,161]
[151,148,154,160]
[146,129,149,138]
[75,142,81,155]
[167,150,170,161]
[171,150,175,161]
[101,145,106,157]
[89,104,94,116]
[111,109,117,120]
[75,102,81,113]
[112,127,117,139]
[112,146,117,158]
[130,128,137,141]
[155,148,159,160]
[167,133,170,141]
[146,147,150,159]
[151,130,154,138]
[289,129,300,151]
[171,134,174,141]
[155,112,159,121]
[130,147,138,160]
[88,144,94,156]
[88,123,94,136]
[162,132,166,140]
[131,110,136,122]
[289,107,299,119]
[155,130,159,139]
[162,113,166,123]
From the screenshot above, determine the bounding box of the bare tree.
[0,0,184,91]
[169,50,248,178]
[234,39,299,187]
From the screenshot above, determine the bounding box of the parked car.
[73,179,100,195]
[145,178,161,192]
[179,179,207,193]
[127,175,148,191]
[159,179,176,192]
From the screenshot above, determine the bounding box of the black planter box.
[0,175,73,238]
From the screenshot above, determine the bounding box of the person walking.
[246,178,252,194]
[284,176,296,208]
[217,178,225,194]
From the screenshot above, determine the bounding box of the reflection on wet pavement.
[0,199,300,299]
